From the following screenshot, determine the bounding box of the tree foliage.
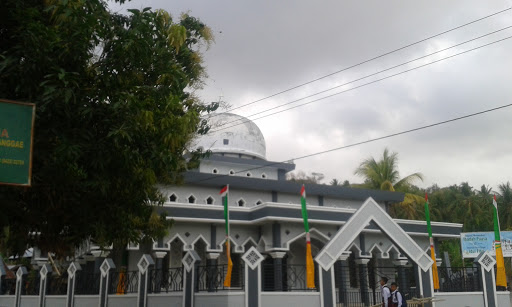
[287,170,324,185]
[353,148,424,219]
[353,149,512,272]
[354,148,424,191]
[330,179,350,187]
[0,0,216,257]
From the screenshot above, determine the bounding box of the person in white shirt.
[390,282,403,307]
[380,277,391,307]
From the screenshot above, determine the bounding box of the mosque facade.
[120,114,463,300]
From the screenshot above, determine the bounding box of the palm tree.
[330,179,351,187]
[498,182,512,230]
[478,184,493,197]
[498,182,512,203]
[330,179,340,186]
[354,148,424,191]
[354,148,424,219]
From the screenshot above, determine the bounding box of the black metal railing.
[334,264,420,305]
[285,264,318,291]
[148,267,183,293]
[0,264,488,298]
[438,266,482,292]
[196,264,244,291]
[262,264,318,292]
[24,273,40,295]
[47,273,68,295]
[109,270,139,294]
[74,271,100,295]
[1,278,16,295]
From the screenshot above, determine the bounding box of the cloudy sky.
[111,0,512,191]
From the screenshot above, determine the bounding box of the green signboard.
[0,99,35,186]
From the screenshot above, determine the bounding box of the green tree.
[428,183,492,232]
[478,184,493,197]
[497,182,512,230]
[287,171,324,184]
[330,179,351,187]
[0,0,216,257]
[354,148,424,219]
[354,148,424,191]
[498,182,512,203]
[330,179,340,186]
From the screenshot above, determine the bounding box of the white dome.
[194,113,266,160]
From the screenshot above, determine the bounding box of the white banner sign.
[461,231,512,258]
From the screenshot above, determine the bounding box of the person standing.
[390,282,404,307]
[380,277,391,307]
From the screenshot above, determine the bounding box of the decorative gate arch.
[316,197,435,304]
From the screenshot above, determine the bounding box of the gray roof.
[183,171,404,202]
[202,155,296,172]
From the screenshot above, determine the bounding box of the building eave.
[157,202,461,237]
[181,171,405,203]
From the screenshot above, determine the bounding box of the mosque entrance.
[334,257,421,306]
[316,198,436,306]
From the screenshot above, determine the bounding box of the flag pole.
[425,193,440,290]
[221,185,232,288]
[493,194,507,289]
[301,185,315,289]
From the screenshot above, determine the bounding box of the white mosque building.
[121,114,460,298]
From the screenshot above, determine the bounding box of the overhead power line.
[211,34,512,133]
[213,26,512,131]
[193,103,512,183]
[208,6,511,117]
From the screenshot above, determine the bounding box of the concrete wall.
[162,221,260,254]
[45,295,66,307]
[147,293,182,307]
[364,232,404,258]
[2,291,507,307]
[0,296,14,307]
[161,185,386,210]
[195,292,245,307]
[161,186,273,208]
[277,192,310,205]
[199,160,278,180]
[323,197,371,210]
[19,295,38,306]
[433,292,484,307]
[106,294,138,306]
[261,292,321,307]
[497,291,511,307]
[75,295,101,307]
[8,293,183,307]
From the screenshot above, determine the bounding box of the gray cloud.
[111,0,512,191]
